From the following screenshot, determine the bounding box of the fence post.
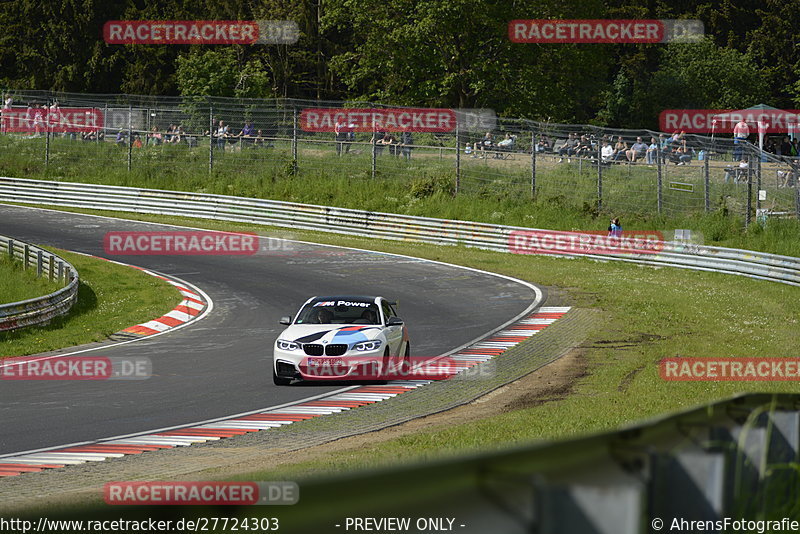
[208,105,214,174]
[745,165,752,229]
[371,130,377,180]
[756,147,762,213]
[37,250,43,278]
[795,162,800,220]
[531,131,536,199]
[292,107,298,174]
[127,105,133,172]
[597,146,603,212]
[455,123,460,195]
[44,99,51,168]
[704,155,710,212]
[657,146,663,214]
[99,103,106,144]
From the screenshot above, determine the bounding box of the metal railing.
[0,176,797,288]
[0,233,79,333]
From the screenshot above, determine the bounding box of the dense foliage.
[0,0,795,128]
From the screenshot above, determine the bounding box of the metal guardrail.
[0,176,798,288]
[0,232,79,333]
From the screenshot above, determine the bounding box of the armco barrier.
[0,233,78,332]
[1,176,798,287]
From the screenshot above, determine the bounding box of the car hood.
[279,324,383,345]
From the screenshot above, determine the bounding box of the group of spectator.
[465,132,516,158]
[764,136,800,161]
[333,120,415,160]
[556,131,697,166]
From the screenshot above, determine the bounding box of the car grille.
[302,344,324,356]
[325,344,348,356]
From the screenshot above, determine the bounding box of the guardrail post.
[127,105,132,172]
[704,155,710,212]
[23,243,29,270]
[7,239,13,260]
[37,249,43,278]
[531,131,536,199]
[657,147,663,215]
[292,107,298,174]
[208,104,214,174]
[48,255,55,281]
[455,123,460,195]
[57,261,64,283]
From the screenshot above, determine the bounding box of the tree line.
[0,0,796,129]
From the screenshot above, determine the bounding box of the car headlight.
[353,340,382,352]
[276,339,300,351]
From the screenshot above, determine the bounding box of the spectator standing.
[400,129,413,160]
[733,119,749,161]
[608,217,622,237]
[335,119,348,155]
[239,120,255,146]
[215,120,228,150]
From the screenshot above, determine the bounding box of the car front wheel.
[273,368,292,386]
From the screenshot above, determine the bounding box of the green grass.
[7,206,797,480]
[2,133,799,257]
[0,255,62,304]
[0,249,181,358]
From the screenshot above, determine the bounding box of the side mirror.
[386,317,404,327]
[280,316,292,326]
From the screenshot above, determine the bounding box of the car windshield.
[295,299,380,325]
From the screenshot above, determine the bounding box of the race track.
[0,204,542,455]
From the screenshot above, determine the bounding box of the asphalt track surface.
[0,204,541,456]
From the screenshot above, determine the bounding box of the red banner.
[299,108,457,132]
[509,19,664,43]
[660,109,800,134]
[1,107,103,133]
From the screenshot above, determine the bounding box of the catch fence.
[1,90,797,227]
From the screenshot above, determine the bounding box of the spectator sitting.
[575,135,593,158]
[474,131,494,158]
[676,141,692,165]
[497,133,514,148]
[132,134,143,148]
[164,124,176,143]
[253,129,265,148]
[557,133,579,162]
[608,217,622,237]
[170,125,184,144]
[613,136,627,162]
[600,140,614,163]
[147,126,162,146]
[645,137,658,165]
[536,135,552,152]
[626,136,648,162]
[115,129,126,146]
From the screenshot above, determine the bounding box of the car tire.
[400,343,411,374]
[273,368,292,386]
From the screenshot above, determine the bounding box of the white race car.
[272,295,411,385]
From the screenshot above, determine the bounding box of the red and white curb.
[76,254,209,338]
[0,306,569,478]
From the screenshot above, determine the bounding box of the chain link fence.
[1,90,797,227]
